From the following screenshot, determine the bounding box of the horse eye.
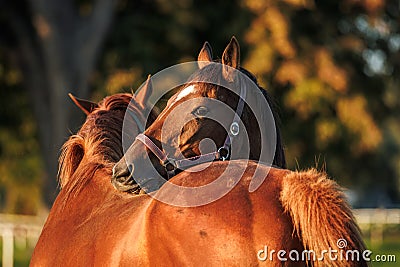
[193,106,208,117]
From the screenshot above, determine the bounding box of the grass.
[362,224,400,266]
[0,241,33,267]
[365,241,399,266]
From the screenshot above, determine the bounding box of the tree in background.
[0,0,115,208]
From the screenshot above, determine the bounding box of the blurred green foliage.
[0,0,399,213]
[240,0,400,207]
[0,50,43,214]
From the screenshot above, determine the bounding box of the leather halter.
[136,79,247,178]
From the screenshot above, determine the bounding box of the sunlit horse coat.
[31,91,366,266]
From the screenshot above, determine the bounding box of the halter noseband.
[136,79,247,178]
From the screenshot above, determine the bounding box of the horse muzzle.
[112,159,166,194]
[111,161,140,193]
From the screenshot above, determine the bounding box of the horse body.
[32,144,365,266]
[33,160,306,266]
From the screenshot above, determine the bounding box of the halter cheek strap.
[126,104,147,133]
[219,78,247,160]
[135,79,247,178]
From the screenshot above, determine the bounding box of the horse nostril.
[111,162,138,192]
[112,162,132,180]
[128,163,134,174]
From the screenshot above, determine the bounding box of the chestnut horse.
[31,91,366,266]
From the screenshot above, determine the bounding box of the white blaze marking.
[174,85,196,103]
[157,85,197,121]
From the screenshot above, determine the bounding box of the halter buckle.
[230,122,240,136]
[162,158,177,172]
[217,146,230,161]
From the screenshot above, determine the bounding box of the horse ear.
[221,36,240,82]
[135,75,152,109]
[197,41,213,69]
[68,93,98,115]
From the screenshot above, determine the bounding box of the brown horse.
[112,37,286,193]
[31,89,366,266]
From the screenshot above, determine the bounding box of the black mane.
[186,63,286,168]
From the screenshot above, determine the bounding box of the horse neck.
[58,122,127,208]
[244,119,262,161]
[69,154,113,193]
[47,169,115,231]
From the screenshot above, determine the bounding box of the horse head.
[112,37,286,193]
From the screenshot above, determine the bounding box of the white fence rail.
[1,209,399,266]
[0,214,46,267]
[353,208,400,246]
[353,209,400,225]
